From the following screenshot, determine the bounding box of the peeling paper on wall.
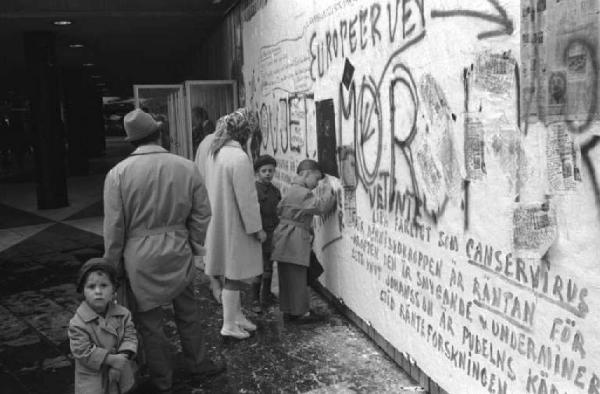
[490,129,522,194]
[465,115,487,181]
[465,51,519,182]
[513,201,558,258]
[546,122,582,193]
[414,74,462,207]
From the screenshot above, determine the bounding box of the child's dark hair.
[76,258,119,293]
[254,154,277,171]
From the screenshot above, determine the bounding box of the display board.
[184,80,238,159]
[133,84,186,157]
[242,0,600,393]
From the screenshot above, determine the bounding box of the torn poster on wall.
[522,0,600,130]
[465,115,487,180]
[465,51,518,181]
[513,201,557,255]
[546,122,581,192]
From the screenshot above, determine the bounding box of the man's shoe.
[135,379,172,394]
[282,312,297,322]
[287,310,327,325]
[190,359,227,383]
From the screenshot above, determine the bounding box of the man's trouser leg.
[173,283,207,374]
[136,306,173,391]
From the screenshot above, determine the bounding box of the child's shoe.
[250,301,262,314]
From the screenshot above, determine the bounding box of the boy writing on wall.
[271,159,336,323]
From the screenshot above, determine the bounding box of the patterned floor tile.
[39,285,80,315]
[0,251,82,295]
[48,222,102,243]
[0,205,52,230]
[0,175,105,223]
[60,217,103,237]
[12,355,72,394]
[63,200,103,221]
[2,291,72,348]
[0,305,40,351]
[0,369,28,394]
[0,224,54,253]
[0,183,38,215]
[0,223,102,259]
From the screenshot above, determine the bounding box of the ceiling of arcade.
[0,0,238,98]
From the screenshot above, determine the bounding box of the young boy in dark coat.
[271,159,336,323]
[252,154,282,311]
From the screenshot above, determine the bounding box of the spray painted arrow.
[431,0,514,40]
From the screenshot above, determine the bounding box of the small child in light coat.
[68,258,138,394]
[271,159,336,323]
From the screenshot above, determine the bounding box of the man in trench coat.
[103,109,225,393]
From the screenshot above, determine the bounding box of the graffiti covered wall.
[242,0,600,393]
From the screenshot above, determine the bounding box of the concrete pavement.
[0,137,423,393]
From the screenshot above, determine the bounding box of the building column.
[87,89,106,157]
[24,31,68,209]
[63,67,90,175]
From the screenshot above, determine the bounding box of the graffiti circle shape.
[356,77,383,187]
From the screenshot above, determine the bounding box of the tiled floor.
[0,138,422,393]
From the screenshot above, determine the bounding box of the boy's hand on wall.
[321,179,336,201]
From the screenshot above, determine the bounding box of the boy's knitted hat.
[296,159,324,179]
[254,154,277,171]
[76,258,118,293]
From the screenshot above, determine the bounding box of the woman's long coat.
[204,141,263,280]
[68,302,138,394]
[103,145,211,312]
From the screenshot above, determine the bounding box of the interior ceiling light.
[69,43,84,48]
[91,75,102,78]
[212,0,221,3]
[53,20,72,26]
[82,63,94,67]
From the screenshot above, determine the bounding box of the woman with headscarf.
[195,114,228,304]
[203,108,265,340]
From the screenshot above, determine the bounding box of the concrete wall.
[209,0,600,392]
